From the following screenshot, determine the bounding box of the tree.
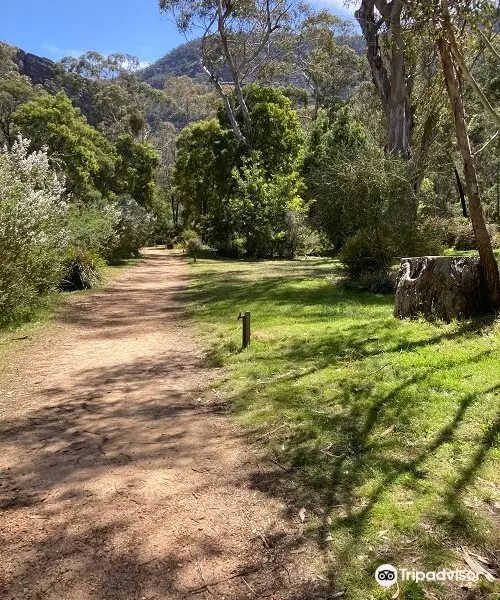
[151,121,180,233]
[159,0,295,148]
[13,91,118,199]
[163,75,218,128]
[56,51,168,142]
[115,135,159,209]
[218,84,304,176]
[434,0,500,307]
[293,7,365,119]
[355,0,414,155]
[0,74,40,148]
[173,85,305,255]
[0,43,41,148]
[173,119,235,224]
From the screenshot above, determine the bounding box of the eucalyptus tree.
[293,6,365,119]
[431,0,500,306]
[159,0,296,148]
[57,51,167,142]
[163,75,218,128]
[355,0,414,156]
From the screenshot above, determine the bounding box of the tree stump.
[394,256,488,321]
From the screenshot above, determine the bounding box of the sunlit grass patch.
[187,255,500,600]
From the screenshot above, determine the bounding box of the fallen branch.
[187,566,262,594]
[268,457,290,472]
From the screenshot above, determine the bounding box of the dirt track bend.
[0,248,324,600]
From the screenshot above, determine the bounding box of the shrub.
[181,229,200,245]
[0,136,67,322]
[452,218,476,250]
[66,202,119,259]
[339,229,394,279]
[215,157,306,258]
[355,269,396,294]
[109,195,155,260]
[186,236,203,260]
[60,249,105,290]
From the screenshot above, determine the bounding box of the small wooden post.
[238,312,251,349]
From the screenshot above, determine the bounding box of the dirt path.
[0,249,324,600]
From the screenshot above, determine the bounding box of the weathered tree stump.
[394,256,488,321]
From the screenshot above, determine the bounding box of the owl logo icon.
[375,564,398,587]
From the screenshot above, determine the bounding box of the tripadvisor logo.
[375,564,398,587]
[375,564,480,587]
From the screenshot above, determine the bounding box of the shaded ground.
[0,249,328,600]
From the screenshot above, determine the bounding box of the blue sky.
[0,0,352,66]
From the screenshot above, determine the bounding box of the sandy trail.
[0,249,323,600]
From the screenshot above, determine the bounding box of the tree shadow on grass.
[243,370,499,594]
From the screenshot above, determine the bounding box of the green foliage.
[245,85,303,176]
[13,91,118,199]
[173,119,236,224]
[305,106,439,275]
[173,85,306,257]
[339,229,394,279]
[181,228,201,244]
[61,248,105,291]
[66,202,119,257]
[56,50,168,141]
[115,135,159,208]
[186,236,203,254]
[163,75,218,127]
[207,156,306,258]
[150,188,174,243]
[66,195,154,264]
[218,85,304,177]
[109,195,155,260]
[0,72,40,147]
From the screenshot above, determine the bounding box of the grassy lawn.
[187,255,500,600]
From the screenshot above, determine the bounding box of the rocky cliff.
[13,48,95,123]
[15,49,57,87]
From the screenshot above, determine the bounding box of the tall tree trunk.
[437,33,500,308]
[355,0,413,156]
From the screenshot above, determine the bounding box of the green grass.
[187,255,500,600]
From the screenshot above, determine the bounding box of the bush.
[339,229,394,279]
[210,157,306,258]
[109,195,155,260]
[186,236,203,258]
[452,218,476,250]
[0,136,67,322]
[181,229,200,245]
[355,269,396,294]
[66,202,119,259]
[60,249,105,290]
